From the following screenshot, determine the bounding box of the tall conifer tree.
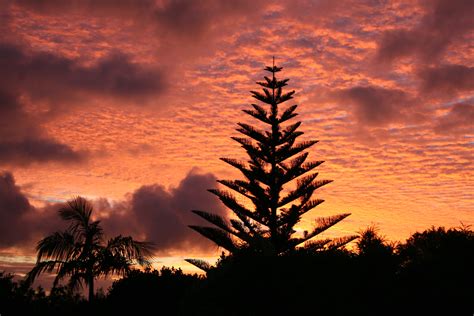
[187,60,356,270]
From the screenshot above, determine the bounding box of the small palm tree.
[26,197,154,301]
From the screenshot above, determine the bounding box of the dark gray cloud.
[434,103,474,135]
[0,171,33,247]
[11,0,155,15]
[334,86,423,126]
[100,169,227,254]
[0,169,226,254]
[155,0,255,36]
[0,42,165,105]
[418,64,474,96]
[0,171,62,248]
[0,139,84,166]
[376,0,474,63]
[0,88,84,166]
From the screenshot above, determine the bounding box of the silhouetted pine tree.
[187,59,356,271]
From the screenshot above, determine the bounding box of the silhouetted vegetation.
[395,226,474,315]
[187,60,356,271]
[25,197,154,302]
[2,226,472,315]
[108,267,202,315]
[1,271,89,316]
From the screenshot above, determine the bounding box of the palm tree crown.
[26,197,154,301]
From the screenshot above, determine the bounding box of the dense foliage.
[2,226,472,315]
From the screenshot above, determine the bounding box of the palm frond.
[106,235,154,267]
[59,196,93,236]
[87,220,104,244]
[67,272,87,291]
[36,231,75,262]
[53,259,84,287]
[25,260,62,285]
[97,248,131,277]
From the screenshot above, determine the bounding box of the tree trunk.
[88,274,94,302]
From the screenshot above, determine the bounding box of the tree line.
[1,225,473,315]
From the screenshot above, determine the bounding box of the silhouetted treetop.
[187,60,356,270]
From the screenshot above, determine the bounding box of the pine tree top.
[264,56,283,73]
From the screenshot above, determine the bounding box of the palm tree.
[26,197,154,301]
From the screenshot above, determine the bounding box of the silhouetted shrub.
[354,227,399,315]
[107,267,202,315]
[182,249,364,315]
[395,226,474,315]
[0,271,88,316]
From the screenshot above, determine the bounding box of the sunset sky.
[0,0,473,284]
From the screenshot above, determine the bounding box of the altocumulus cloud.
[0,42,165,166]
[376,0,474,63]
[0,169,227,254]
[9,0,266,60]
[0,0,264,166]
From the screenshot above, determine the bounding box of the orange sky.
[0,0,473,279]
